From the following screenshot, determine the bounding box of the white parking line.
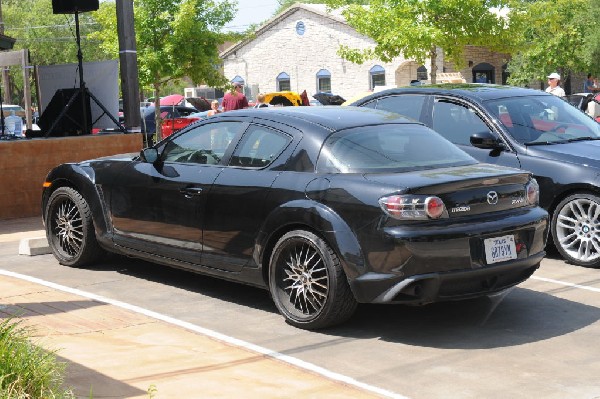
[0,269,409,399]
[531,276,600,293]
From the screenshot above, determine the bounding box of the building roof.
[220,3,347,58]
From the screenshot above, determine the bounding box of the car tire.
[45,187,105,267]
[552,193,600,268]
[268,230,357,329]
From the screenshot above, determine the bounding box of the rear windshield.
[317,124,476,173]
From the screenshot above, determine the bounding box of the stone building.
[219,3,510,101]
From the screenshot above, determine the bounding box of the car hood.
[527,140,600,166]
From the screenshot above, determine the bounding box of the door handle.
[179,187,203,198]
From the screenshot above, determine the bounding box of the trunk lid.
[364,164,532,216]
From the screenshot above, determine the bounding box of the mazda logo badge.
[487,191,499,205]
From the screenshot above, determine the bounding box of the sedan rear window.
[317,124,476,173]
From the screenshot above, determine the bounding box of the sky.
[224,0,282,32]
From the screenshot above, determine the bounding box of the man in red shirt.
[222,82,249,111]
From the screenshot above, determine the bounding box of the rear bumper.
[350,251,544,304]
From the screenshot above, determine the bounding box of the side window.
[230,125,291,168]
[162,121,241,164]
[374,95,426,121]
[432,101,491,145]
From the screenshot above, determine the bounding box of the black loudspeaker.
[52,0,99,14]
[39,88,92,136]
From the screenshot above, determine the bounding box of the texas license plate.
[484,235,517,264]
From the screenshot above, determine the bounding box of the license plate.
[484,235,517,264]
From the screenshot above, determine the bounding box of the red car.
[160,110,202,138]
[140,105,198,141]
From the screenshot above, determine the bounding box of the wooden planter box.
[0,133,143,220]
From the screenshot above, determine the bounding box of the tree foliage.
[274,0,367,15]
[3,0,108,65]
[92,0,235,138]
[1,0,108,103]
[323,0,518,83]
[506,0,600,85]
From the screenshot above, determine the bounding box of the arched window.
[472,62,495,84]
[417,65,428,81]
[316,69,331,93]
[370,65,386,89]
[276,72,291,91]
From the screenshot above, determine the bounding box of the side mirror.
[140,147,159,163]
[470,131,504,150]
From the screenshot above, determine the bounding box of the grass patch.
[0,317,74,398]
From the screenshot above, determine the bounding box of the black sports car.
[351,84,600,268]
[42,106,548,329]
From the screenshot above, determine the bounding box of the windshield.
[317,124,476,173]
[484,95,600,145]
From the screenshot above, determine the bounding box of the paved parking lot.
[1,217,600,399]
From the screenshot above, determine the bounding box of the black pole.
[74,10,89,134]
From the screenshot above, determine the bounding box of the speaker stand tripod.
[44,10,125,137]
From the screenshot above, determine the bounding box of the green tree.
[324,0,519,83]
[93,0,235,139]
[506,0,600,86]
[2,0,108,104]
[273,0,367,15]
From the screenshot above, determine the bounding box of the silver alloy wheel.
[45,187,104,267]
[53,197,84,257]
[269,230,357,329]
[280,241,329,316]
[555,197,600,263]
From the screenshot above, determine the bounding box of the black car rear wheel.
[45,187,104,267]
[552,193,600,268]
[269,230,357,330]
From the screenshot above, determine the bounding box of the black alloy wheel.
[45,187,104,267]
[552,192,600,268]
[269,230,357,329]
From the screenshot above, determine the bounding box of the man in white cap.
[546,72,565,97]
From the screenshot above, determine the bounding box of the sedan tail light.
[526,179,539,205]
[379,194,447,220]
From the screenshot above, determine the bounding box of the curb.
[18,236,51,256]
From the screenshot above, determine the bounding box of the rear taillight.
[526,178,539,205]
[379,194,447,220]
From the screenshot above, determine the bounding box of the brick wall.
[444,46,510,83]
[0,133,143,220]
[223,8,412,100]
[223,6,510,100]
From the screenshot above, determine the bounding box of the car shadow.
[325,286,600,349]
[82,255,600,349]
[545,242,600,269]
[85,255,277,314]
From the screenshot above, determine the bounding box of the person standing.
[545,72,565,97]
[221,82,248,111]
[207,100,221,116]
[254,93,269,108]
[584,74,595,93]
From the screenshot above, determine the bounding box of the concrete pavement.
[0,217,387,399]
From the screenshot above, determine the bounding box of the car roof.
[213,105,418,131]
[351,84,549,104]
